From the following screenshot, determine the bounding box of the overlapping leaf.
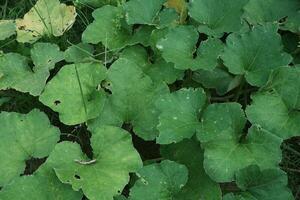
[192,67,242,95]
[0,164,82,200]
[47,126,142,200]
[0,110,59,186]
[223,165,294,200]
[161,139,222,200]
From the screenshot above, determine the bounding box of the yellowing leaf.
[165,0,187,23]
[16,0,77,43]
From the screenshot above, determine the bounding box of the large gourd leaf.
[246,67,300,140]
[0,164,82,200]
[155,88,206,144]
[197,103,282,182]
[161,139,222,200]
[223,165,294,200]
[47,126,142,200]
[39,62,107,125]
[16,0,77,43]
[188,0,249,36]
[221,23,292,86]
[124,0,165,25]
[105,58,169,140]
[156,25,224,70]
[129,160,188,200]
[0,110,60,186]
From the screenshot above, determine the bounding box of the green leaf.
[106,58,169,140]
[155,88,206,144]
[244,0,300,24]
[197,103,282,182]
[224,165,294,200]
[161,139,222,200]
[0,50,59,96]
[0,110,60,186]
[0,43,63,96]
[188,0,249,36]
[0,164,82,200]
[64,43,94,63]
[192,67,242,95]
[124,0,165,25]
[16,0,77,43]
[0,20,16,41]
[120,45,184,84]
[39,62,107,125]
[129,160,188,200]
[47,126,142,200]
[221,23,292,86]
[82,5,131,49]
[157,25,224,70]
[246,67,300,139]
[31,43,64,70]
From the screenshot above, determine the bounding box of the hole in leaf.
[54,100,61,105]
[74,174,81,180]
[100,80,112,94]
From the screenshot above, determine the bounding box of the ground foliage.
[0,0,300,199]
